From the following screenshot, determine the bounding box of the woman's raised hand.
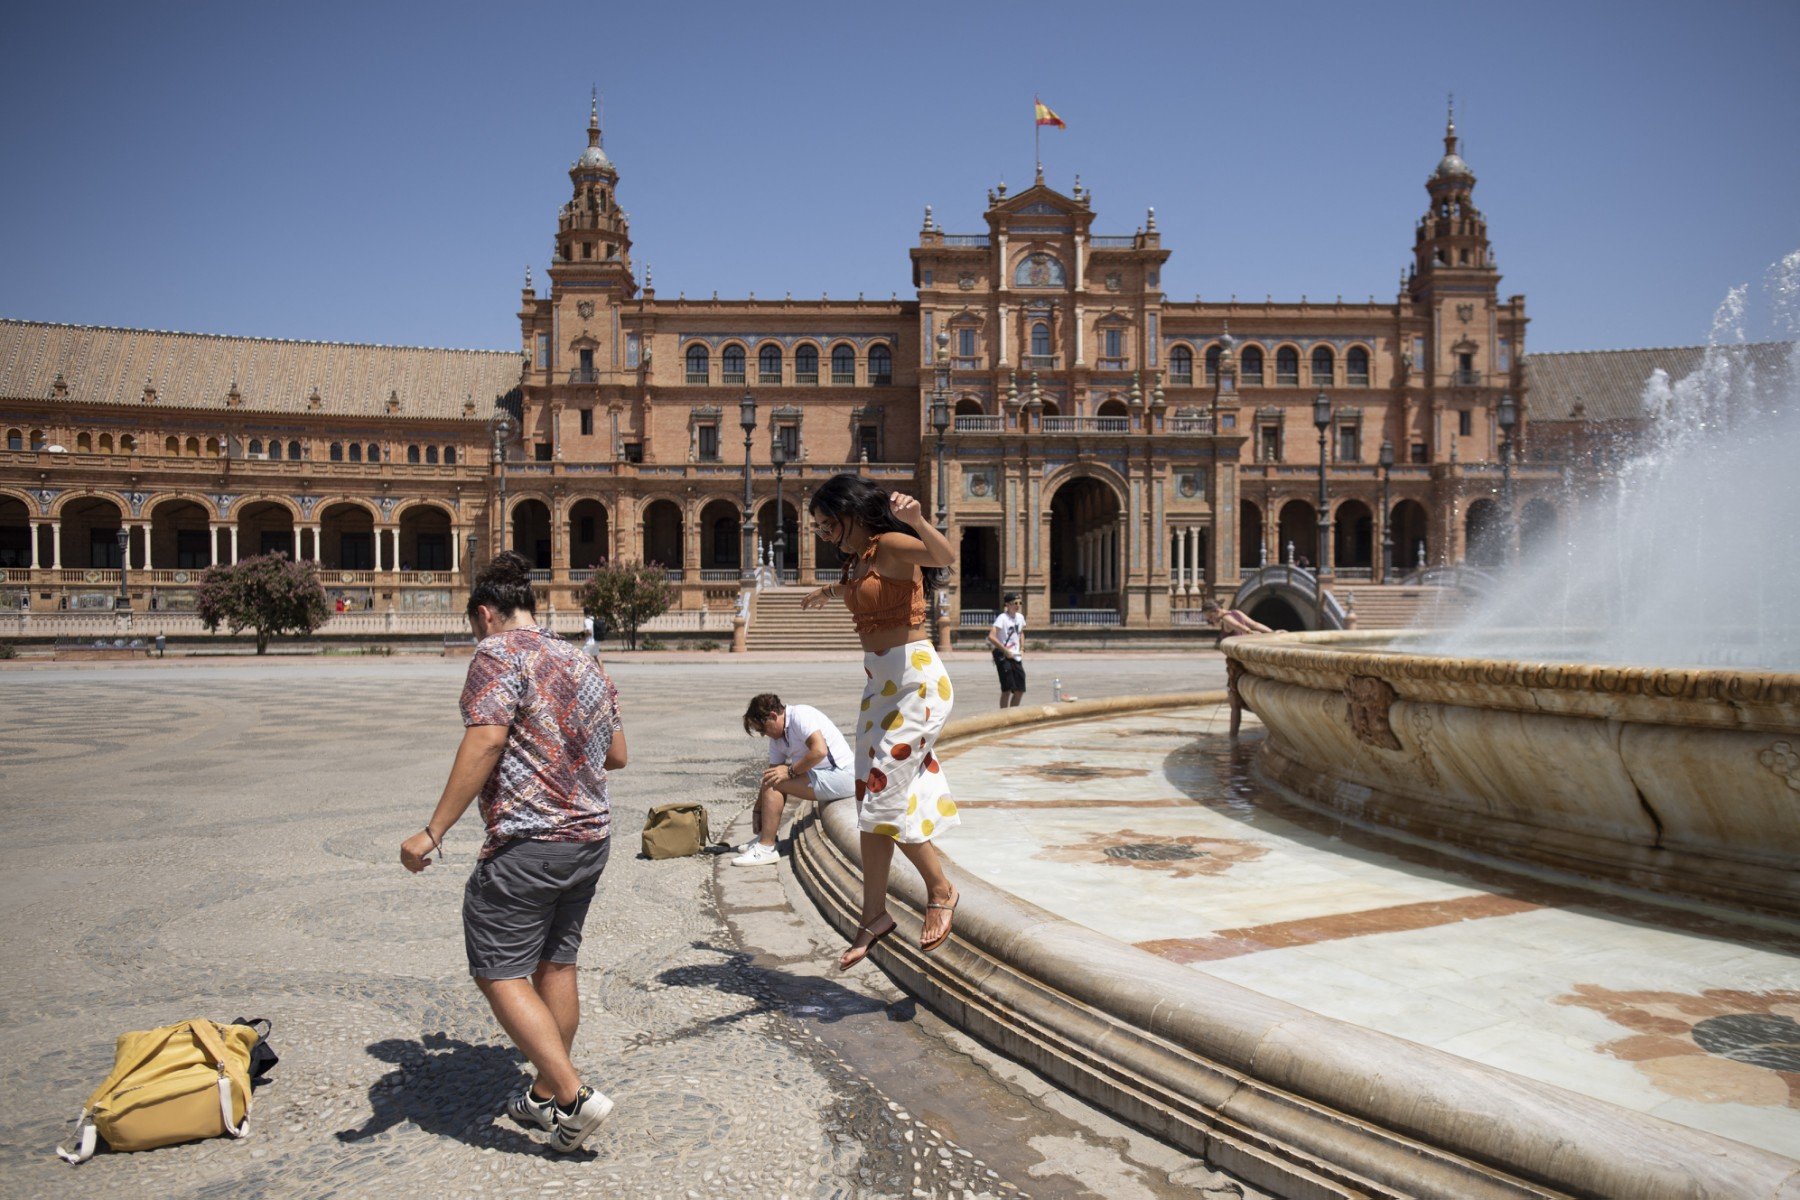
[889,492,925,526]
[800,586,834,611]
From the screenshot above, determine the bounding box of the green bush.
[641,636,666,651]
[0,641,16,660]
[575,561,675,651]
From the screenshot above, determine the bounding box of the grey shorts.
[808,763,855,801]
[463,837,611,980]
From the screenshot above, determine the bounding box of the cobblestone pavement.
[0,651,1254,1199]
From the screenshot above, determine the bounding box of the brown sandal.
[838,913,896,971]
[920,888,959,953]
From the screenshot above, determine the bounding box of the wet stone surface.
[0,653,1250,1198]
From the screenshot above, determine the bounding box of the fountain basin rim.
[1224,629,1800,733]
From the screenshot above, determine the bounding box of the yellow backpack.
[57,1018,258,1164]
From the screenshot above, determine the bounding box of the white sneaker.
[504,1085,556,1132]
[731,842,779,866]
[547,1085,614,1153]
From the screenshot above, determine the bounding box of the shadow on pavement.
[336,1032,550,1156]
[656,942,915,1033]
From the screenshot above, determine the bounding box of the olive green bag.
[641,801,709,859]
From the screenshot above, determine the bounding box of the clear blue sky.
[3,1,1795,354]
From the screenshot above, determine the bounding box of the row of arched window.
[685,342,893,386]
[5,428,465,464]
[1167,343,1372,387]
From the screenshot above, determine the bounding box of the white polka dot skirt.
[854,640,959,844]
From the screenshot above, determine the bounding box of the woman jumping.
[800,474,960,970]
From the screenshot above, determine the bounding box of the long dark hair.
[808,473,948,589]
[467,550,538,618]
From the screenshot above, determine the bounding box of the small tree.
[195,553,331,654]
[577,560,674,651]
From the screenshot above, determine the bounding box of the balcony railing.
[722,371,746,385]
[795,371,819,384]
[954,415,1006,432]
[698,568,740,581]
[942,234,991,247]
[758,371,781,384]
[951,356,983,371]
[1022,354,1059,370]
[1452,370,1482,386]
[1051,608,1120,626]
[1044,416,1130,434]
[1090,235,1137,248]
[1171,416,1215,434]
[959,610,995,627]
[567,368,598,384]
[831,372,855,385]
[1347,372,1371,387]
[685,372,708,384]
[1169,371,1194,385]
[1096,357,1130,371]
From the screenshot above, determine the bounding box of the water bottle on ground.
[1053,677,1062,702]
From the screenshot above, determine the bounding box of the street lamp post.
[1312,389,1332,627]
[1497,392,1517,564]
[1378,439,1395,583]
[930,333,952,646]
[466,532,479,580]
[739,392,758,587]
[770,437,787,582]
[115,526,131,612]
[489,412,514,557]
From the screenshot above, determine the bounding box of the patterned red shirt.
[459,626,621,859]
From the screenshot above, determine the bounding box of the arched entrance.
[239,501,298,560]
[320,502,375,571]
[1248,594,1307,631]
[1465,499,1504,567]
[568,499,609,571]
[148,499,213,569]
[1390,499,1429,571]
[511,499,552,569]
[1520,499,1557,559]
[1,495,32,567]
[1333,499,1374,571]
[758,500,799,573]
[699,499,740,570]
[399,504,453,572]
[1277,500,1318,569]
[641,499,683,570]
[1239,501,1264,569]
[60,497,125,568]
[1050,477,1122,608]
[959,526,1000,615]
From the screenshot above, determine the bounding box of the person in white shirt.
[986,594,1027,708]
[735,693,855,866]
[580,614,600,660]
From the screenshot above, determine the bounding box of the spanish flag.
[1034,97,1065,129]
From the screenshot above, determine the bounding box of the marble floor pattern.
[940,705,1800,1159]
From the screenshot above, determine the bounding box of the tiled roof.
[1525,342,1795,423]
[0,320,521,422]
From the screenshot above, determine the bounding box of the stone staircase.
[1336,585,1475,631]
[745,587,863,653]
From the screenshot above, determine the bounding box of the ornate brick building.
[2,103,1559,633]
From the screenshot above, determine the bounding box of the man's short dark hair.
[1002,592,1020,604]
[743,693,784,736]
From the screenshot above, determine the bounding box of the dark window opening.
[535,442,553,461]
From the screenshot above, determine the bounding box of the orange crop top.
[840,534,927,634]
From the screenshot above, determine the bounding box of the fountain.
[1227,255,1800,914]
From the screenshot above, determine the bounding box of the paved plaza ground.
[0,650,1254,1199]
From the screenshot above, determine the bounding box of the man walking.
[987,593,1027,708]
[735,692,854,866]
[399,551,626,1152]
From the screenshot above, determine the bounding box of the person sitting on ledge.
[735,692,855,867]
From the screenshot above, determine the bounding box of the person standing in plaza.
[1203,599,1275,736]
[986,593,1027,708]
[398,550,625,1152]
[734,692,856,866]
[800,474,961,969]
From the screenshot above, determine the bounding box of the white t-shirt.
[768,704,852,771]
[991,611,1025,660]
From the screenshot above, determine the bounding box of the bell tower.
[1410,103,1493,284]
[547,91,636,300]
